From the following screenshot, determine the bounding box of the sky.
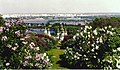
[0,0,120,13]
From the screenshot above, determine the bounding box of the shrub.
[35,34,57,49]
[0,19,52,69]
[60,25,120,69]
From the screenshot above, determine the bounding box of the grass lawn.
[47,48,68,69]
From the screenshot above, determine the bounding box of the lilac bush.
[0,19,52,69]
[61,25,120,69]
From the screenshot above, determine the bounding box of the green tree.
[0,15,4,26]
[89,17,120,29]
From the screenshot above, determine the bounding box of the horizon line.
[1,12,120,14]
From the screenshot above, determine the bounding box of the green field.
[47,49,68,69]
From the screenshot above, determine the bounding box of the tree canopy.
[0,15,4,26]
[89,17,120,29]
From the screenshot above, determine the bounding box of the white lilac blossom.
[85,26,89,29]
[24,56,32,59]
[80,32,84,37]
[88,34,90,38]
[22,41,28,45]
[73,35,76,39]
[12,47,17,51]
[112,28,114,31]
[35,63,39,67]
[74,55,77,59]
[35,47,40,51]
[109,25,112,28]
[23,60,29,66]
[31,42,35,46]
[92,36,94,38]
[76,52,79,55]
[95,45,99,49]
[81,27,83,30]
[91,43,94,47]
[107,30,110,34]
[85,58,88,60]
[93,29,97,35]
[78,54,82,57]
[79,47,82,49]
[105,27,107,29]
[77,57,80,59]
[43,53,47,57]
[46,56,49,61]
[93,56,96,58]
[91,49,94,52]
[88,41,90,44]
[84,55,86,57]
[15,43,19,47]
[7,44,12,48]
[84,29,87,33]
[1,36,7,41]
[25,30,29,33]
[88,32,90,34]
[48,31,51,36]
[89,26,92,29]
[113,49,117,52]
[117,47,120,51]
[6,63,10,66]
[96,40,99,43]
[102,28,105,32]
[20,38,25,41]
[99,37,103,43]
[83,41,85,43]
[115,59,120,69]
[29,44,33,49]
[76,33,79,36]
[60,36,64,41]
[66,56,68,58]
[110,31,113,35]
[6,28,9,31]
[96,38,99,41]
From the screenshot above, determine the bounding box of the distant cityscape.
[2,13,120,26]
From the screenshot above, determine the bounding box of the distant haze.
[0,0,120,14]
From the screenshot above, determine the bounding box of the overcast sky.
[0,0,120,13]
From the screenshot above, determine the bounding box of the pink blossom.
[15,30,20,36]
[23,60,29,66]
[43,60,48,65]
[25,34,31,39]
[18,18,23,23]
[1,36,7,41]
[35,53,43,61]
[0,27,5,33]
[5,22,11,27]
